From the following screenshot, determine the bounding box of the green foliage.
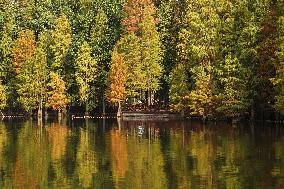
[140,12,163,93]
[50,14,72,73]
[116,0,163,103]
[17,46,48,112]
[272,16,284,111]
[116,33,143,97]
[0,81,7,109]
[75,41,97,111]
[188,66,216,117]
[174,0,272,118]
[91,9,112,64]
[216,55,250,117]
[0,32,13,81]
[178,0,220,117]
[157,0,183,99]
[169,63,189,112]
[0,0,282,118]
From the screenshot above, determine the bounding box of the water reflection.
[0,120,283,188]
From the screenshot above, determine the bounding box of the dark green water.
[0,119,284,189]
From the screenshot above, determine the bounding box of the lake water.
[0,119,283,189]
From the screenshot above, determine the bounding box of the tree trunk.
[38,99,42,119]
[62,107,67,117]
[181,110,185,118]
[148,90,151,106]
[85,102,89,117]
[102,95,106,117]
[58,110,62,121]
[29,110,33,118]
[117,117,122,132]
[202,116,207,123]
[0,110,4,117]
[37,107,42,119]
[37,116,43,126]
[260,104,264,122]
[117,101,122,117]
[250,104,255,121]
[44,108,48,120]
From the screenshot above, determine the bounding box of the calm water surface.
[0,119,284,189]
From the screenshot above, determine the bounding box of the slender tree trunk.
[251,104,255,121]
[181,110,185,118]
[62,107,67,117]
[260,104,264,122]
[202,115,207,123]
[29,110,33,118]
[37,116,43,126]
[58,109,62,121]
[117,101,122,117]
[0,110,4,117]
[117,117,122,132]
[102,95,106,117]
[148,90,151,106]
[45,108,48,120]
[38,99,42,119]
[85,102,89,117]
[38,108,42,119]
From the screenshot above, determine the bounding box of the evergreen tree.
[75,41,97,116]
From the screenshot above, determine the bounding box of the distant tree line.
[0,0,283,119]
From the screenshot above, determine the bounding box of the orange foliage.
[122,0,156,33]
[47,123,68,160]
[48,72,68,111]
[110,129,128,183]
[12,30,36,74]
[14,159,37,189]
[108,49,127,104]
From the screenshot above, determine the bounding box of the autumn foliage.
[48,72,68,112]
[12,30,36,74]
[108,48,127,105]
[122,0,156,33]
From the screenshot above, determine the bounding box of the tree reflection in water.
[0,120,283,188]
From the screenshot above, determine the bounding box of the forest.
[0,0,283,120]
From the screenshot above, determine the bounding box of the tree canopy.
[0,0,282,119]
